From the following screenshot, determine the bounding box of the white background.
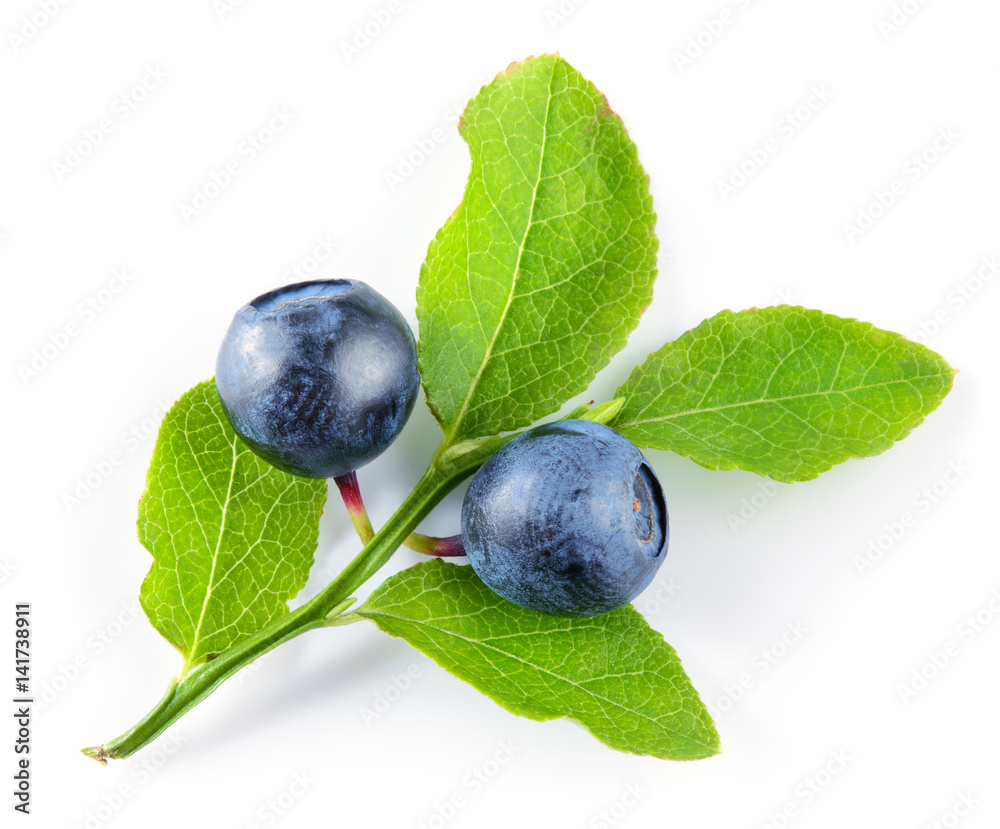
[3,1,998,827]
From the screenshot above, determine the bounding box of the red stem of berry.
[406,532,466,557]
[333,472,465,556]
[334,472,375,544]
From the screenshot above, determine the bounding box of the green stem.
[83,453,474,762]
[335,471,465,556]
[82,401,624,762]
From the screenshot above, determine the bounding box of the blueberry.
[461,419,668,617]
[215,279,419,479]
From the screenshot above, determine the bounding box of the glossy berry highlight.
[461,419,668,617]
[215,279,419,478]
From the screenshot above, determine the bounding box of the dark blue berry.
[461,419,668,617]
[215,279,418,478]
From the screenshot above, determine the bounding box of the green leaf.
[137,381,327,671]
[357,560,719,761]
[612,306,956,482]
[417,54,658,445]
